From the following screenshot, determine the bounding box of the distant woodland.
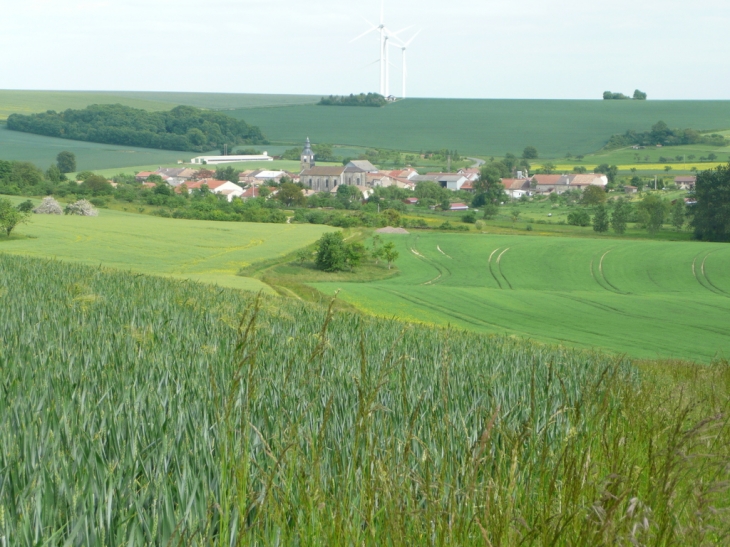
[606,121,728,149]
[6,104,267,152]
[318,93,388,107]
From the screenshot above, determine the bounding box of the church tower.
[301,137,315,172]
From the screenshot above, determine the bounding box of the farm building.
[239,170,291,185]
[675,176,697,190]
[449,203,469,211]
[534,173,607,194]
[389,168,419,180]
[190,153,272,165]
[403,197,419,205]
[624,185,638,194]
[412,173,469,191]
[502,178,531,199]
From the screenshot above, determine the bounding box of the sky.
[1,0,728,100]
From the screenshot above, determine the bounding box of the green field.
[0,202,333,292]
[312,232,730,361]
[0,125,196,171]
[0,90,320,121]
[230,99,730,158]
[2,254,728,544]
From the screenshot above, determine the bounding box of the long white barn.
[191,153,272,165]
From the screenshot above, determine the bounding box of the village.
[131,138,698,211]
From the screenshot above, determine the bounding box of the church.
[299,138,378,192]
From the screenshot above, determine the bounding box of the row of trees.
[606,121,728,149]
[603,90,647,100]
[318,93,388,107]
[7,105,266,152]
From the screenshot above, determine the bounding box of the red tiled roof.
[185,179,229,190]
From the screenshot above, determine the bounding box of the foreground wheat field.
[1,254,728,545]
[313,232,730,361]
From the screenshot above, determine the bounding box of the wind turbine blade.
[350,26,378,43]
[389,25,413,37]
[380,0,384,24]
[403,29,422,47]
[359,15,377,28]
[359,59,382,69]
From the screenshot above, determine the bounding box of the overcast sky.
[1,0,727,100]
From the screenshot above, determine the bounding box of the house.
[458,168,481,181]
[135,171,155,182]
[571,174,608,188]
[239,170,290,185]
[532,175,563,194]
[449,202,469,211]
[403,197,419,205]
[329,185,373,199]
[675,176,697,190]
[684,197,697,205]
[240,186,262,200]
[502,178,531,199]
[624,185,638,194]
[190,153,272,165]
[460,180,474,192]
[178,179,244,202]
[389,168,419,180]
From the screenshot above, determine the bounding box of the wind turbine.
[391,30,420,99]
[350,2,411,97]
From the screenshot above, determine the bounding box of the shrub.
[33,197,63,215]
[64,199,98,217]
[567,210,591,226]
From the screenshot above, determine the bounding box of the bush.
[461,211,477,224]
[64,200,98,217]
[33,197,63,215]
[567,210,591,226]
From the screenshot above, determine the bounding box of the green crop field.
[0,90,320,121]
[312,232,730,361]
[2,254,728,544]
[0,202,333,292]
[230,99,730,158]
[0,125,196,171]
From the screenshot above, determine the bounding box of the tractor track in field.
[488,248,502,289]
[377,287,506,330]
[590,250,626,294]
[411,237,451,286]
[496,248,513,289]
[693,252,730,297]
[437,245,452,259]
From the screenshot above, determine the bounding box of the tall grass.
[0,254,728,545]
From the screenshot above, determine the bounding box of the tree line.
[606,121,728,149]
[6,104,266,152]
[318,93,388,107]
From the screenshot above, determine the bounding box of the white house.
[502,178,532,199]
[178,179,244,202]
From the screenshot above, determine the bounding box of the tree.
[595,164,618,184]
[0,198,30,236]
[540,162,556,174]
[315,232,348,272]
[582,185,607,205]
[441,198,451,211]
[382,208,401,226]
[82,174,113,195]
[296,248,310,265]
[370,235,384,264]
[382,241,399,269]
[637,193,668,234]
[481,203,498,219]
[691,163,730,241]
[670,199,686,231]
[567,210,591,226]
[16,200,34,213]
[56,151,76,173]
[510,210,521,223]
[592,205,609,233]
[46,165,63,183]
[276,182,305,206]
[473,165,506,205]
[633,89,647,100]
[215,166,240,183]
[522,146,538,159]
[611,199,629,235]
[345,242,366,271]
[664,165,672,172]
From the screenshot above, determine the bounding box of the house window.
[308,179,312,187]
[326,179,329,188]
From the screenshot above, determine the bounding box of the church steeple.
[301,137,315,171]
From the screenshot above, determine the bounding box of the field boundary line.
[436,245,452,259]
[497,248,513,290]
[488,248,503,289]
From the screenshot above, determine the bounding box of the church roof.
[345,160,378,173]
[301,166,346,176]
